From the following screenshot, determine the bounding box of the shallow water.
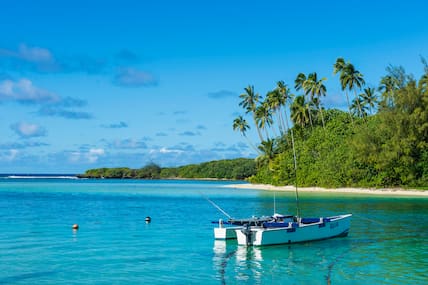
[0,178,427,284]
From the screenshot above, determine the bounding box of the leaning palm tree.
[233,115,260,154]
[239,85,263,142]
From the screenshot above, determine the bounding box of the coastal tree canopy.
[234,58,428,188]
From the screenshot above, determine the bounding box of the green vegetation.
[234,58,428,188]
[79,158,256,180]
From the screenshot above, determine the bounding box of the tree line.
[78,158,256,180]
[234,57,428,188]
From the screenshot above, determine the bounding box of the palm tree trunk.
[354,89,366,122]
[318,106,326,129]
[252,113,264,142]
[244,135,262,155]
[345,91,354,124]
[306,103,314,130]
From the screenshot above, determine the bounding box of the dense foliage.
[235,58,428,188]
[79,158,256,180]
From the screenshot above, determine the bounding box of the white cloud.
[10,122,47,139]
[69,152,81,162]
[87,148,105,163]
[0,149,19,161]
[0,78,59,104]
[89,148,105,155]
[18,44,54,63]
[106,138,147,149]
[67,148,105,164]
[0,78,92,120]
[157,147,184,154]
[113,67,157,87]
[0,44,54,63]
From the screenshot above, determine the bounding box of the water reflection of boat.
[213,240,263,284]
[235,245,262,262]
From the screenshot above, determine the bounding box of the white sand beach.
[225,183,428,197]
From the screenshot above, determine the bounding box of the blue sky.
[1,0,427,173]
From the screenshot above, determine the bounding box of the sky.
[1,0,427,174]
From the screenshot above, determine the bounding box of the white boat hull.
[214,226,241,239]
[235,214,352,246]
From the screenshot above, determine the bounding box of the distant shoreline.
[224,183,428,197]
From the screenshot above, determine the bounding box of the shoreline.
[224,183,428,197]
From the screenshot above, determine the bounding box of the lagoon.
[0,178,427,284]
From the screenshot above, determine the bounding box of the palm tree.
[266,89,284,136]
[276,81,293,133]
[233,115,260,154]
[266,81,293,136]
[360,87,378,115]
[291,95,311,128]
[257,138,277,161]
[333,57,353,123]
[295,73,314,128]
[350,96,368,118]
[341,62,366,119]
[333,57,346,75]
[304,72,327,128]
[239,85,263,142]
[255,101,274,140]
[379,75,398,108]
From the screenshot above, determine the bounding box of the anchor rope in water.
[325,248,350,285]
[325,239,377,284]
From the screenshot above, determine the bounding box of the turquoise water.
[0,178,427,284]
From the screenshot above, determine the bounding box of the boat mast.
[273,191,276,214]
[290,127,301,218]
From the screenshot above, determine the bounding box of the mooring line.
[325,248,349,285]
[353,214,388,226]
[199,192,233,219]
[325,239,376,284]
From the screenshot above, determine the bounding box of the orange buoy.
[72,224,79,230]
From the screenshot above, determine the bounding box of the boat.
[235,213,352,246]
